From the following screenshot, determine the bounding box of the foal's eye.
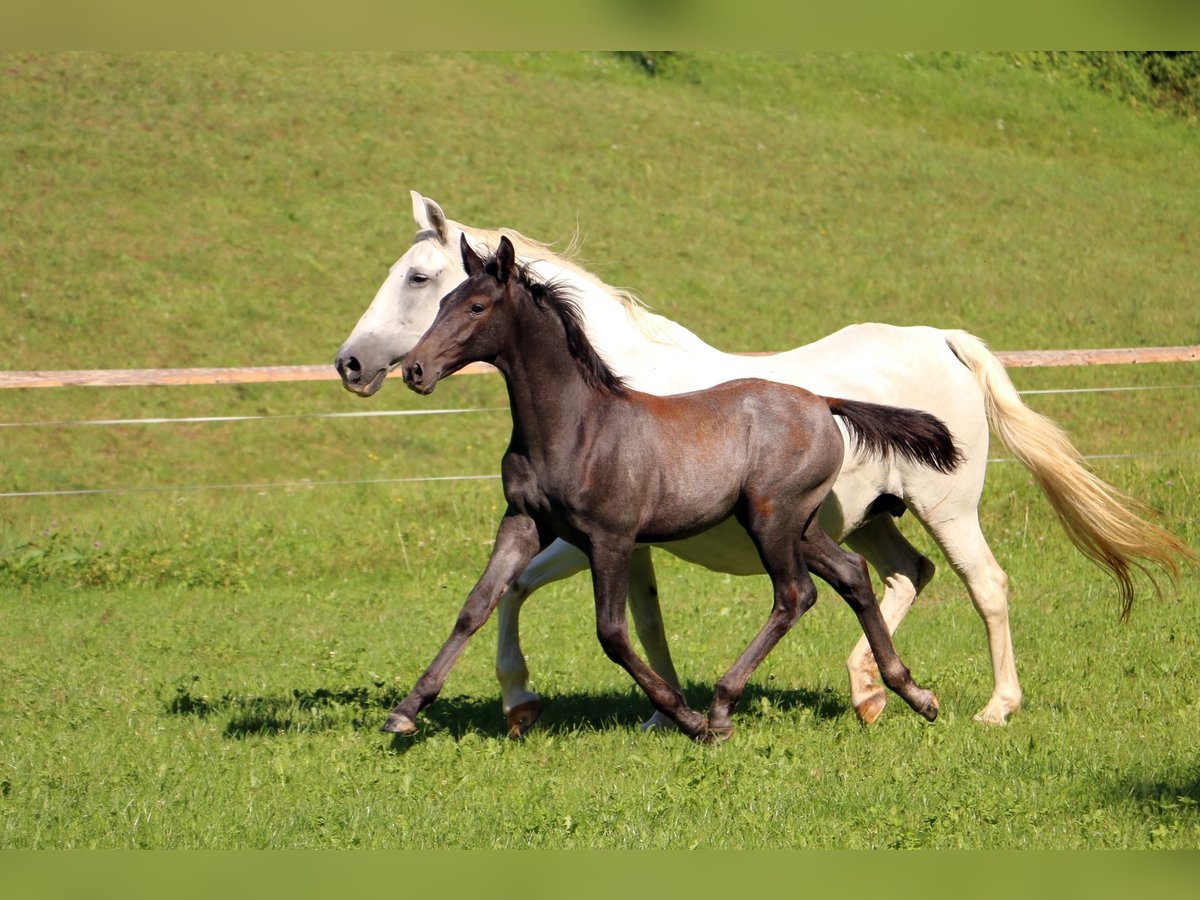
[468,303,486,316]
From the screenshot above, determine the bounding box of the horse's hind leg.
[917,509,1018,724]
[843,515,936,724]
[803,528,939,722]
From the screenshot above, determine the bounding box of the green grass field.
[1,52,1198,849]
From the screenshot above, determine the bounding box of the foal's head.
[403,234,625,396]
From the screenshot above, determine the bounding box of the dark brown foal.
[385,235,956,741]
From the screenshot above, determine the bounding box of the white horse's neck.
[455,229,755,395]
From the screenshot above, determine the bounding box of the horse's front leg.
[627,546,684,732]
[494,539,590,738]
[383,511,543,735]
[589,540,708,740]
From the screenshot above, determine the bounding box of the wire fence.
[1,344,1198,390]
[2,351,1197,500]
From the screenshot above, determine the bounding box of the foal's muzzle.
[402,360,436,395]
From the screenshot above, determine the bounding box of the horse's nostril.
[336,354,364,385]
[410,361,424,382]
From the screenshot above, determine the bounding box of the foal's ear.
[495,235,516,283]
[460,233,486,276]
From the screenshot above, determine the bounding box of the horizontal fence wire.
[0,385,1197,431]
[6,452,1200,501]
[0,474,502,500]
[1,345,1198,390]
[1,349,1197,500]
[0,407,508,430]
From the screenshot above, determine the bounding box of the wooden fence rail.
[1,347,1198,390]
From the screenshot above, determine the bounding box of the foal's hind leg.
[705,501,824,740]
[843,516,936,724]
[803,528,939,722]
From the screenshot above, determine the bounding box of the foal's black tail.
[823,397,962,474]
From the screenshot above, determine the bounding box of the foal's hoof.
[917,691,940,722]
[674,710,711,742]
[380,712,418,735]
[505,699,544,740]
[699,721,735,744]
[854,690,887,726]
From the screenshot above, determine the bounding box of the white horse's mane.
[455,222,679,344]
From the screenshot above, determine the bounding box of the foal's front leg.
[382,511,543,735]
[589,540,708,740]
[496,543,685,737]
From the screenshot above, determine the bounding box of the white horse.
[335,191,1190,735]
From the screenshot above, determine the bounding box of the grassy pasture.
[1,52,1198,849]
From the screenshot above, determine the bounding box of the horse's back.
[767,324,973,403]
[766,322,989,466]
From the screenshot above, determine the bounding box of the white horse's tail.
[944,330,1195,618]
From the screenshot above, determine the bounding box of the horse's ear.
[409,190,427,228]
[495,235,516,283]
[425,198,449,245]
[411,191,449,245]
[460,233,486,276]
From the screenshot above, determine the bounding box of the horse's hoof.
[973,711,1005,726]
[973,702,1013,726]
[506,699,543,739]
[854,691,887,726]
[640,712,679,733]
[380,713,418,735]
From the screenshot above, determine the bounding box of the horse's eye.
[469,303,485,316]
[407,272,430,287]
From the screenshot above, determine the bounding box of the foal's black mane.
[499,257,628,397]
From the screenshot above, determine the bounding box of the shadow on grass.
[1105,768,1200,821]
[164,678,850,744]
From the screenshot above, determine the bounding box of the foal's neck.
[495,298,616,456]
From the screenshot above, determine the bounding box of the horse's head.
[334,191,472,397]
[404,235,517,396]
